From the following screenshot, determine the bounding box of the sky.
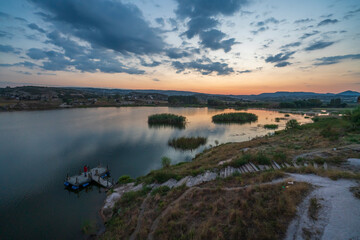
[0,0,359,94]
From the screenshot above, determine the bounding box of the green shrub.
[81,220,96,235]
[212,112,258,124]
[161,156,171,168]
[151,186,171,196]
[148,113,186,128]
[148,113,186,124]
[168,136,207,150]
[343,106,360,128]
[231,152,270,166]
[273,151,287,162]
[120,186,151,205]
[149,171,182,184]
[231,156,248,167]
[320,126,340,141]
[286,119,300,130]
[117,175,134,184]
[264,124,278,129]
[255,152,271,165]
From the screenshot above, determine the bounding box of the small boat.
[64,165,112,190]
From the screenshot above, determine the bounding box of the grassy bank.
[102,175,310,240]
[212,112,258,124]
[137,107,359,185]
[102,107,360,239]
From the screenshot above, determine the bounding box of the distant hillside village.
[0,86,359,111]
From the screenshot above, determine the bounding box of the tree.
[328,98,347,108]
[161,156,171,168]
[286,119,300,130]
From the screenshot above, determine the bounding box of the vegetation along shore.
[168,136,207,150]
[99,107,360,239]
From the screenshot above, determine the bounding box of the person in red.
[84,165,88,177]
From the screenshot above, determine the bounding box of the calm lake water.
[0,107,311,240]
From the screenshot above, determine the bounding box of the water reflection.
[0,107,311,240]
[148,122,186,129]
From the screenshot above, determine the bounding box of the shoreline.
[98,112,360,239]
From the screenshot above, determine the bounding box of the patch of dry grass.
[154,182,310,240]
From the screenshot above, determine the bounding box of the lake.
[0,107,311,240]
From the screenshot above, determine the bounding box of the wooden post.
[75,177,78,184]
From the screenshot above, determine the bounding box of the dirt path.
[292,144,360,161]
[285,173,360,240]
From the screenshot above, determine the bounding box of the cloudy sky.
[0,0,359,94]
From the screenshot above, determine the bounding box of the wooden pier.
[64,166,113,190]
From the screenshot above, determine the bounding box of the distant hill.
[338,90,360,96]
[2,85,359,101]
[233,90,360,101]
[69,87,200,96]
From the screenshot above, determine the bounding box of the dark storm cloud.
[26,47,145,74]
[37,72,56,76]
[28,23,46,33]
[155,17,165,26]
[0,30,13,39]
[166,48,191,59]
[238,70,252,73]
[274,61,291,67]
[0,61,37,69]
[265,52,295,63]
[251,17,279,27]
[15,70,32,75]
[45,31,87,59]
[40,51,73,71]
[317,19,339,26]
[299,30,320,40]
[175,0,247,52]
[262,39,274,49]
[172,59,234,75]
[305,41,335,51]
[167,18,178,31]
[140,59,161,67]
[347,8,360,14]
[314,54,360,66]
[250,17,280,35]
[320,14,333,18]
[0,44,20,54]
[281,42,301,49]
[29,0,165,55]
[251,27,268,35]
[27,48,48,59]
[199,29,238,52]
[294,18,314,24]
[183,17,219,39]
[175,0,248,19]
[344,8,360,19]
